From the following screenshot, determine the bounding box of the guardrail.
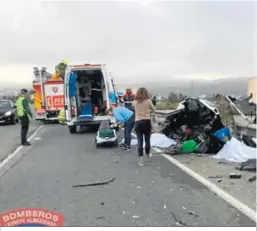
[154,110,174,116]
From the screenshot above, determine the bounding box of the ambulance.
[64,64,118,133]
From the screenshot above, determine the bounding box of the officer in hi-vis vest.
[16,89,33,146]
[123,88,135,111]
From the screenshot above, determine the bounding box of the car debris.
[132,214,142,219]
[236,159,256,171]
[188,210,199,217]
[72,177,116,188]
[229,173,241,179]
[160,97,225,155]
[208,175,223,179]
[248,175,256,182]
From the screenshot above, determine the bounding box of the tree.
[168,92,178,102]
[178,93,184,102]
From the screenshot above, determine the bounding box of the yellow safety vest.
[58,109,65,122]
[16,96,26,117]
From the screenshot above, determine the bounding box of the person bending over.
[107,106,135,151]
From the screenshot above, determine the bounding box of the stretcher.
[95,120,118,148]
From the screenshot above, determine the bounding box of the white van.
[64,64,118,133]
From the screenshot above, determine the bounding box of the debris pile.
[159,97,225,154]
[157,96,256,184]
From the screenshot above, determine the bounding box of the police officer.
[123,88,135,111]
[16,89,33,146]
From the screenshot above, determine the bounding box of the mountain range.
[0,76,255,98]
[116,76,254,97]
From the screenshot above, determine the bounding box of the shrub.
[156,100,178,110]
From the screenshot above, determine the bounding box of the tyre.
[69,125,77,134]
[96,143,100,148]
[15,117,19,123]
[10,115,16,125]
[114,141,118,147]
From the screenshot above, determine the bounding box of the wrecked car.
[159,97,225,154]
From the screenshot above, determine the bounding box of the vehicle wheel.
[96,144,100,148]
[114,141,118,147]
[15,117,19,123]
[69,125,77,134]
[11,116,16,125]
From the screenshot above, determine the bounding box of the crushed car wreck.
[159,97,225,154]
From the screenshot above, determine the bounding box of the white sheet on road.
[120,133,176,148]
[211,137,257,163]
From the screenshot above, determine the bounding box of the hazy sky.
[0,0,256,85]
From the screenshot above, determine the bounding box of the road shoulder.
[170,153,256,211]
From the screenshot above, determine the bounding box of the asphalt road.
[0,120,40,162]
[0,124,255,226]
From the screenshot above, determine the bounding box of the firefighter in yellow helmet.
[55,60,68,79]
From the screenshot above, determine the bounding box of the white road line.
[130,131,256,222]
[0,125,43,170]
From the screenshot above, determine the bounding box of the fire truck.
[32,67,64,123]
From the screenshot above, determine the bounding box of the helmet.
[62,60,68,65]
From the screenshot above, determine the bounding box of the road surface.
[0,124,255,226]
[0,120,39,162]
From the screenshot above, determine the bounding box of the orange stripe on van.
[71,64,102,68]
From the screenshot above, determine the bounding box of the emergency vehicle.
[32,67,64,122]
[64,64,118,133]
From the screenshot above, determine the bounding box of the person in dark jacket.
[16,89,33,146]
[123,88,135,111]
[152,96,157,106]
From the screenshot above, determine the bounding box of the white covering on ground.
[120,133,176,148]
[211,137,257,163]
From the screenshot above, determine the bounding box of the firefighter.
[58,108,66,124]
[16,89,33,146]
[123,88,135,111]
[55,60,68,79]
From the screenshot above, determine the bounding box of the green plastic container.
[181,140,198,153]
